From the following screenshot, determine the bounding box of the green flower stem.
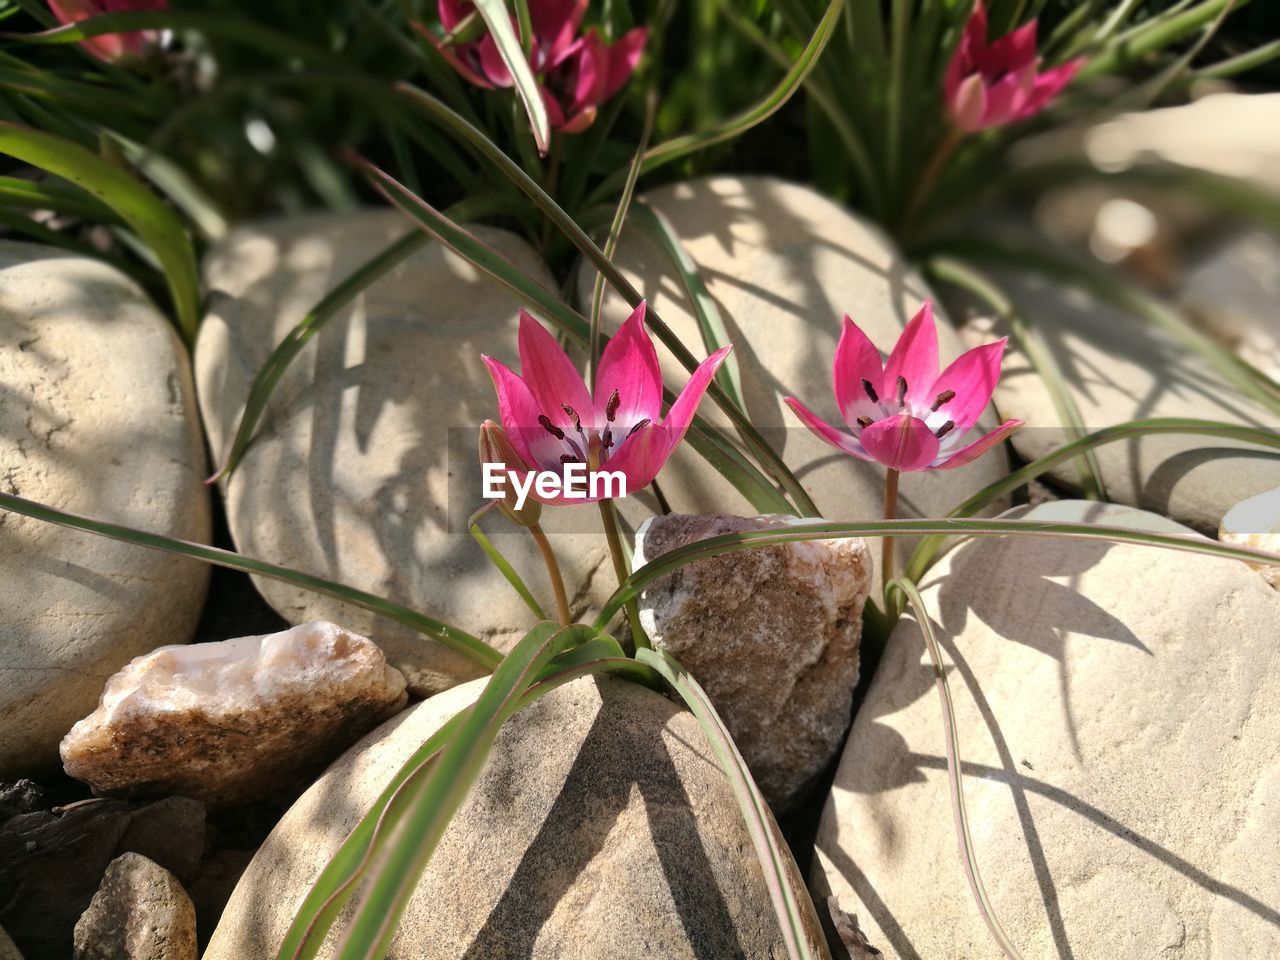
[467,503,548,622]
[529,522,572,627]
[597,498,648,650]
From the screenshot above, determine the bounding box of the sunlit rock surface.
[61,622,407,807]
[1220,487,1280,588]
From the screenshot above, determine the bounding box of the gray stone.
[953,266,1279,532]
[196,211,612,694]
[635,513,871,811]
[814,501,1280,959]
[0,926,22,960]
[206,676,826,959]
[0,241,210,776]
[1220,486,1280,588]
[61,622,408,807]
[73,854,196,960]
[575,176,1013,581]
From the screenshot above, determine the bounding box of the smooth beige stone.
[635,513,871,811]
[206,676,825,959]
[1220,486,1280,587]
[575,175,1012,581]
[196,211,612,694]
[813,501,1280,959]
[0,241,210,777]
[61,621,408,807]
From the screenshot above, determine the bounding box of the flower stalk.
[528,522,572,626]
[882,467,900,595]
[598,497,648,651]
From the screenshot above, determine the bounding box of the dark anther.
[605,389,620,422]
[935,420,956,439]
[602,428,614,449]
[561,404,582,432]
[559,454,580,464]
[931,389,956,412]
[896,376,908,405]
[856,416,873,429]
[627,418,651,438]
[538,414,565,440]
[861,379,879,403]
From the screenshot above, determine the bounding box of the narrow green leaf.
[468,504,548,622]
[0,123,200,342]
[596,518,1280,628]
[470,0,550,154]
[0,491,501,669]
[0,173,121,221]
[1082,0,1253,78]
[1195,38,1280,78]
[336,622,584,959]
[887,578,1026,960]
[637,648,820,960]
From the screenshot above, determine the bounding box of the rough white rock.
[0,241,210,778]
[635,513,871,810]
[206,676,825,959]
[61,622,407,806]
[576,176,1012,581]
[196,210,611,694]
[814,501,1280,959]
[73,853,196,960]
[1220,486,1280,587]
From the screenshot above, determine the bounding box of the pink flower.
[47,0,168,63]
[482,303,730,505]
[943,1,1082,133]
[423,0,646,133]
[784,301,1021,473]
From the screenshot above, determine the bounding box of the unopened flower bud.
[479,420,541,527]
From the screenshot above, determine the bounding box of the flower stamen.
[932,389,956,412]
[605,389,620,422]
[935,420,956,439]
[538,415,565,440]
[862,379,879,403]
[896,376,908,405]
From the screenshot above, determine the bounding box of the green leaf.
[0,123,200,342]
[637,648,821,960]
[887,578,1026,960]
[335,622,584,959]
[470,0,550,154]
[0,173,121,222]
[902,417,1280,583]
[596,517,1280,628]
[0,490,501,670]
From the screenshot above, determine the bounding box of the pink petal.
[482,355,565,470]
[948,73,988,133]
[594,301,663,428]
[541,86,568,128]
[477,33,516,88]
[783,397,874,461]
[933,419,1022,471]
[602,27,648,100]
[599,420,669,494]
[436,0,469,32]
[565,32,609,118]
[528,0,588,58]
[943,33,973,106]
[832,315,886,427]
[660,346,732,452]
[517,310,594,433]
[963,0,989,55]
[413,22,496,89]
[557,105,598,133]
[981,61,1036,128]
[859,414,941,472]
[881,301,939,407]
[927,337,1008,434]
[977,20,1037,77]
[1017,58,1084,120]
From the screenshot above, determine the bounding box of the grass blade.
[0,173,120,221]
[0,490,501,669]
[636,648,821,960]
[887,577,1025,960]
[470,0,550,154]
[0,122,200,342]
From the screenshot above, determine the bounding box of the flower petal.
[599,420,668,494]
[859,414,941,472]
[927,337,1008,434]
[528,0,588,58]
[482,355,565,470]
[881,300,939,406]
[981,60,1036,128]
[1017,58,1084,121]
[595,301,663,429]
[977,20,1037,77]
[833,315,886,427]
[476,33,516,88]
[948,73,988,132]
[783,396,874,461]
[412,22,496,89]
[603,27,648,100]
[661,346,732,451]
[933,419,1021,470]
[517,310,594,432]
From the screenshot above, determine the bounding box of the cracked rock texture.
[0,241,210,778]
[61,622,407,807]
[206,676,826,959]
[635,513,871,811]
[73,854,196,960]
[813,501,1280,959]
[196,211,612,694]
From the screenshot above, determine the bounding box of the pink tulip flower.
[482,303,730,505]
[424,0,646,133]
[784,301,1021,473]
[47,0,168,64]
[944,1,1083,133]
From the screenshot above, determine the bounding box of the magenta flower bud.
[47,0,169,64]
[479,419,543,527]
